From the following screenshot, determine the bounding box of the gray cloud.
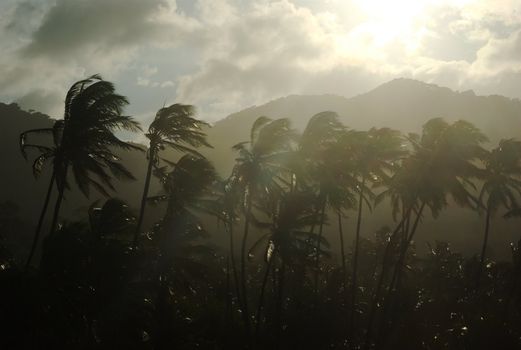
[22,0,169,58]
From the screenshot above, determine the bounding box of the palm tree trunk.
[134,146,155,245]
[275,261,286,349]
[49,165,69,236]
[350,178,365,333]
[388,205,420,282]
[362,229,398,350]
[363,207,412,350]
[314,201,326,298]
[374,202,425,349]
[476,206,492,289]
[227,219,242,312]
[392,202,425,291]
[25,171,55,268]
[226,256,231,325]
[240,187,253,334]
[338,210,347,287]
[255,253,274,337]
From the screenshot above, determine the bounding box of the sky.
[0,0,520,126]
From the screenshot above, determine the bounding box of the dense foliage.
[1,76,521,349]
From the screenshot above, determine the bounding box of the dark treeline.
[1,75,521,349]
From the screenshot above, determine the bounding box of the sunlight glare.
[334,0,440,59]
[353,0,433,46]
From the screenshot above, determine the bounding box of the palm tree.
[134,104,211,244]
[368,118,487,348]
[21,75,141,263]
[249,191,325,337]
[476,139,521,287]
[52,75,141,233]
[341,127,404,331]
[297,112,347,296]
[146,154,216,349]
[211,178,243,315]
[389,119,486,287]
[230,116,296,333]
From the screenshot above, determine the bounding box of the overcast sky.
[1,0,520,125]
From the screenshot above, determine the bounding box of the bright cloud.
[0,0,520,123]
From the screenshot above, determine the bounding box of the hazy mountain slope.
[206,78,521,175]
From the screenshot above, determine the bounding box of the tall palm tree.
[342,127,404,331]
[53,75,142,230]
[297,112,347,296]
[389,119,486,287]
[146,154,216,349]
[476,139,521,287]
[230,116,296,333]
[249,191,325,336]
[212,178,243,313]
[21,75,141,262]
[134,104,211,245]
[368,118,487,349]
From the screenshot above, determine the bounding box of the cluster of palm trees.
[224,112,521,344]
[17,75,521,349]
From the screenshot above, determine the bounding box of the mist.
[1,1,521,349]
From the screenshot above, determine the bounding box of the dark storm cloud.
[21,0,171,58]
[4,0,50,36]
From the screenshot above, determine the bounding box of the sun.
[354,0,433,46]
[333,0,440,59]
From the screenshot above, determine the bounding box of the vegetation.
[1,76,520,349]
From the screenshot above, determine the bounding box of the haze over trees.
[0,76,520,349]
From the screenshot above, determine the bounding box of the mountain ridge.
[205,77,521,175]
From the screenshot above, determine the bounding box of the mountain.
[206,78,521,175]
[1,78,520,261]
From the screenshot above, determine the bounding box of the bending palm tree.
[48,75,141,235]
[298,112,347,296]
[21,75,141,262]
[367,118,487,349]
[230,116,295,333]
[147,154,216,349]
[342,127,404,331]
[249,191,325,339]
[134,104,211,245]
[476,139,521,288]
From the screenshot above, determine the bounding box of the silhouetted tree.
[298,112,347,297]
[476,139,521,287]
[230,116,295,333]
[371,118,487,348]
[134,104,211,245]
[147,154,217,349]
[343,127,404,332]
[21,75,141,265]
